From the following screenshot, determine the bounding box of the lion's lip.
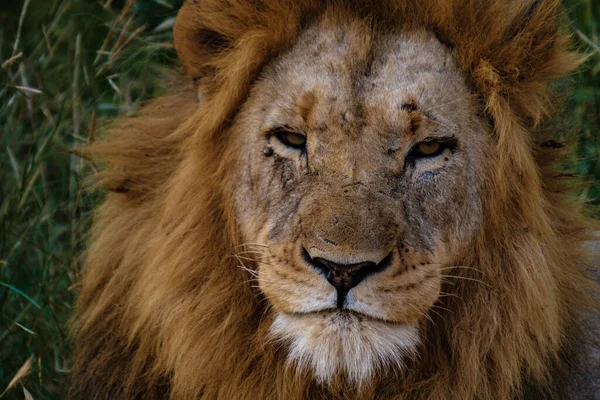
[286,308,405,325]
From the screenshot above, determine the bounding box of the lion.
[69,0,600,399]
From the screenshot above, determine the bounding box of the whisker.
[256,296,273,309]
[419,311,438,328]
[436,274,490,287]
[244,277,261,283]
[251,280,278,290]
[247,274,279,287]
[235,243,270,248]
[233,254,273,273]
[437,274,484,283]
[436,265,487,277]
[236,264,259,276]
[426,273,482,283]
[438,292,461,299]
[422,264,483,273]
[253,261,274,266]
[424,98,464,113]
[232,254,248,269]
[240,255,271,262]
[436,277,455,286]
[428,307,446,322]
[235,250,267,255]
[233,255,268,264]
[431,304,454,314]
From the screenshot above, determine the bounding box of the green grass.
[0,1,182,398]
[0,0,598,398]
[563,0,600,206]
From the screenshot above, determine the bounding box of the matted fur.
[70,0,597,399]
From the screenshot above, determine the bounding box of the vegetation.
[0,0,597,398]
[563,0,600,205]
[0,1,182,398]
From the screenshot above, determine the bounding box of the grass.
[564,0,600,206]
[0,1,182,398]
[0,0,598,398]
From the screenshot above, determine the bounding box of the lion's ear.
[173,1,237,97]
[172,0,307,138]
[441,0,580,126]
[173,0,307,106]
[175,26,231,78]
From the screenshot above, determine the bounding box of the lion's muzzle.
[295,186,401,307]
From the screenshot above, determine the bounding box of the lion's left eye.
[411,141,445,158]
[275,130,307,149]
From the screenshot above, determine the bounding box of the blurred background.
[0,0,598,398]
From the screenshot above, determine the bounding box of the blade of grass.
[0,282,41,309]
[0,356,33,398]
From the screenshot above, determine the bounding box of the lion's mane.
[70,0,596,399]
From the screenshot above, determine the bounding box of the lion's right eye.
[274,129,307,150]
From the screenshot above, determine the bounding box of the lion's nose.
[302,248,392,308]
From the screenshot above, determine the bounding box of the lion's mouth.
[287,308,407,326]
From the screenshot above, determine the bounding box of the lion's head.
[70,1,596,399]
[228,23,489,382]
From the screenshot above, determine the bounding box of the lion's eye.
[414,141,442,156]
[275,130,307,149]
[409,140,448,159]
[406,137,457,167]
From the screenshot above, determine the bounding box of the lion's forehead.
[261,23,471,138]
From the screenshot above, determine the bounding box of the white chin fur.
[270,312,420,384]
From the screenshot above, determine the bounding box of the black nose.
[303,248,392,308]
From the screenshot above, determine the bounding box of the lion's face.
[228,21,492,383]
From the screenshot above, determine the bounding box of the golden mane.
[70,0,597,398]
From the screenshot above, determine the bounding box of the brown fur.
[70,0,597,399]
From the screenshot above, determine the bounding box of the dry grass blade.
[12,0,32,56]
[154,17,176,33]
[112,15,135,56]
[96,24,147,77]
[111,24,147,61]
[13,321,37,336]
[2,52,23,69]
[574,28,600,55]
[23,387,34,400]
[154,0,174,8]
[94,0,137,65]
[15,86,42,96]
[1,356,33,395]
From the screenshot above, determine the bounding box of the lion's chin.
[269,311,420,384]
